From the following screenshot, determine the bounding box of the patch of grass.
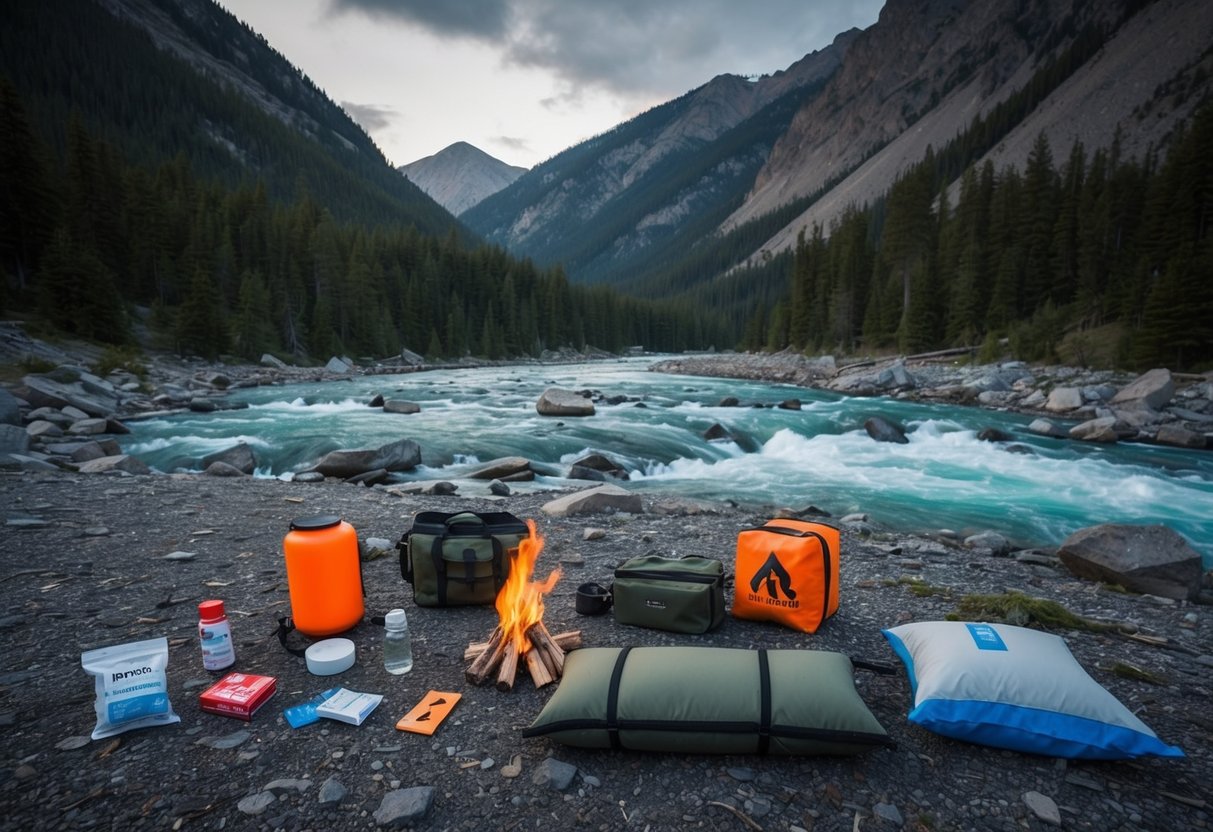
[93,346,147,381]
[19,356,57,375]
[885,576,953,598]
[1110,662,1168,685]
[945,590,1117,632]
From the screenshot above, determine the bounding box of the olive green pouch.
[612,554,725,634]
[523,646,895,755]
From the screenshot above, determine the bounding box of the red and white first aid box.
[198,672,277,721]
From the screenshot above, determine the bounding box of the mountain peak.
[400,142,527,216]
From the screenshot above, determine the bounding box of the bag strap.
[850,657,898,675]
[274,616,308,658]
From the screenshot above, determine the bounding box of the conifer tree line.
[0,79,726,361]
[751,105,1213,371]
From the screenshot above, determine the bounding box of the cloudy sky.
[222,0,884,169]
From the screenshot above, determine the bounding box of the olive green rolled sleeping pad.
[523,646,895,755]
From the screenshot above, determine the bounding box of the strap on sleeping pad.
[605,646,633,750]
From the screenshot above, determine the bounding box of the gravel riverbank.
[1,331,1211,830]
[1,471,1210,831]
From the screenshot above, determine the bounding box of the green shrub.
[93,346,147,380]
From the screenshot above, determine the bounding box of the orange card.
[395,690,461,735]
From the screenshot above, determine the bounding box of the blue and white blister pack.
[81,636,180,740]
[882,621,1183,759]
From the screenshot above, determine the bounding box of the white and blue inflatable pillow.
[881,621,1183,760]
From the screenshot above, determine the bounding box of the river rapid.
[121,358,1213,567]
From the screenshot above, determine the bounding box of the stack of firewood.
[464,622,581,691]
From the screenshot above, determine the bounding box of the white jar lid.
[305,638,356,676]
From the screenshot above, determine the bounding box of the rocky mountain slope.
[739,0,1213,259]
[462,0,1212,290]
[460,30,858,282]
[399,142,527,216]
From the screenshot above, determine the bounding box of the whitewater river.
[122,358,1213,567]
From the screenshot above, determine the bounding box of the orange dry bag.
[283,515,365,637]
[731,518,839,633]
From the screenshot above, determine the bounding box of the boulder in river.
[202,442,258,475]
[466,457,531,480]
[863,415,908,444]
[1058,523,1203,600]
[536,388,595,417]
[312,438,421,478]
[383,400,421,415]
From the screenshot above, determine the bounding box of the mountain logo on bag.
[747,551,800,608]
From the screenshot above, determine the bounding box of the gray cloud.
[340,100,397,132]
[326,0,510,39]
[492,135,531,153]
[328,0,885,99]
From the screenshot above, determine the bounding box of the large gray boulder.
[76,454,152,475]
[536,388,595,417]
[1027,418,1068,439]
[325,356,352,374]
[570,452,628,479]
[1045,387,1083,412]
[21,374,118,417]
[0,424,32,454]
[312,438,420,478]
[877,361,915,390]
[1155,424,1206,449]
[542,484,643,517]
[202,442,258,475]
[466,457,531,480]
[1068,416,1122,443]
[260,353,288,370]
[0,387,20,425]
[1111,368,1174,411]
[383,400,421,415]
[863,415,908,444]
[1057,524,1203,600]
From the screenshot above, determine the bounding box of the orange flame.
[495,519,561,654]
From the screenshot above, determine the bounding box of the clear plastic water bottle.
[383,608,413,675]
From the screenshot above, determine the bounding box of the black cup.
[575,582,612,615]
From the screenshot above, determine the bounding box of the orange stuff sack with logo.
[732,519,839,633]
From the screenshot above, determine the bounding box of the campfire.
[464,519,581,691]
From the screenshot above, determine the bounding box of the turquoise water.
[122,359,1213,567]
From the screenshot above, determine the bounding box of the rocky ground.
[1,330,1212,830]
[0,471,1210,832]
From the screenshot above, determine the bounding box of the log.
[524,649,555,688]
[528,622,566,675]
[466,628,582,661]
[466,627,506,685]
[496,641,520,692]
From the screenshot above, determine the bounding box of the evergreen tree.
[175,266,226,358]
[231,269,273,359]
[0,76,56,291]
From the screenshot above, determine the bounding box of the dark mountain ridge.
[462,30,858,282]
[1,0,461,235]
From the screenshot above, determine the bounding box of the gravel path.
[1,471,1209,831]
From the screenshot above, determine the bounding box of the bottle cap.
[198,599,226,620]
[289,515,342,531]
[305,638,356,676]
[385,608,406,628]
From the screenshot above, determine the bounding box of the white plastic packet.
[81,636,180,740]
